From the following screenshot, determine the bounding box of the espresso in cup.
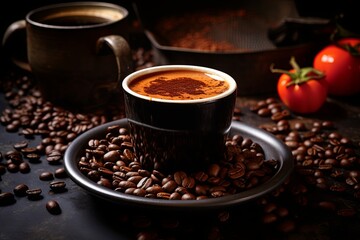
[128,70,230,100]
[122,65,237,173]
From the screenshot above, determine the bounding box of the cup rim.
[122,65,238,103]
[26,1,128,29]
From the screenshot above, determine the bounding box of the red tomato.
[272,57,328,114]
[313,38,360,96]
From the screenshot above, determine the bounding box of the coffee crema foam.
[128,70,230,100]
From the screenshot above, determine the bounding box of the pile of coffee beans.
[249,97,360,218]
[250,97,360,198]
[0,48,152,211]
[78,125,280,200]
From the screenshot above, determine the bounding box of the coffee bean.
[54,167,68,178]
[46,150,62,164]
[6,123,19,132]
[294,122,307,131]
[194,171,208,182]
[169,192,181,200]
[162,180,178,193]
[271,112,285,122]
[13,140,29,150]
[157,192,171,199]
[0,192,16,205]
[133,188,146,197]
[257,108,271,117]
[97,178,112,188]
[181,193,196,200]
[25,153,41,162]
[173,171,187,185]
[228,165,245,179]
[19,162,31,173]
[6,163,19,173]
[5,150,23,164]
[46,200,62,215]
[87,170,101,182]
[49,181,67,193]
[13,184,29,197]
[136,231,158,240]
[181,176,195,189]
[137,177,152,189]
[207,164,221,177]
[39,171,54,181]
[20,147,38,155]
[104,150,121,162]
[26,188,43,200]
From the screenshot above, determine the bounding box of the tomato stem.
[341,43,360,57]
[270,57,324,87]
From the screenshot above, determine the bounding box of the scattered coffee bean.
[54,167,68,178]
[25,153,41,162]
[5,150,23,164]
[39,171,54,181]
[46,150,62,165]
[19,162,31,173]
[49,180,67,193]
[26,188,43,200]
[0,192,16,206]
[46,200,61,215]
[20,147,38,155]
[13,184,29,197]
[6,163,19,173]
[13,140,28,150]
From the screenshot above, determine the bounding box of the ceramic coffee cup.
[2,1,133,111]
[122,65,237,173]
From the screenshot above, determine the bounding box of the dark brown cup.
[122,65,237,173]
[2,1,133,111]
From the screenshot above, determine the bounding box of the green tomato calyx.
[270,57,324,87]
[340,42,360,56]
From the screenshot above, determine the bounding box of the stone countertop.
[1,49,360,240]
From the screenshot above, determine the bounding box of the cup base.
[128,119,228,174]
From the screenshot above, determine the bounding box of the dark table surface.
[1,41,360,239]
